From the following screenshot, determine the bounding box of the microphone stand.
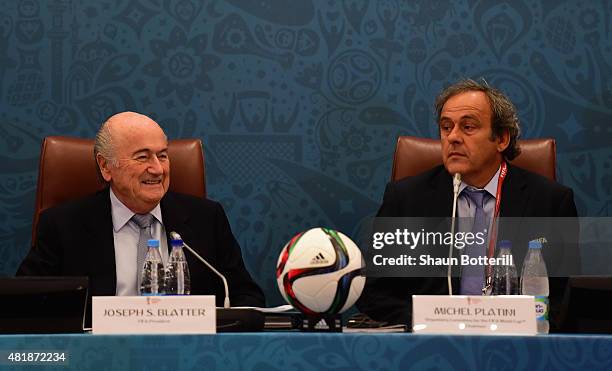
[448,173,462,295]
[169,232,267,332]
[170,232,230,308]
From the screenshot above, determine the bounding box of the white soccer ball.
[276,227,366,315]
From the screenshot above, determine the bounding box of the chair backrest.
[391,136,556,181]
[32,136,206,243]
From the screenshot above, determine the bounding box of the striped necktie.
[460,188,489,295]
[131,213,154,294]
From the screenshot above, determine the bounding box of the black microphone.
[448,173,462,295]
[169,231,230,308]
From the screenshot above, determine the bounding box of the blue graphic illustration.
[0,0,610,305]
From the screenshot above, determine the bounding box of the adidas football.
[276,227,366,315]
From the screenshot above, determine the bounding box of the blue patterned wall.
[1,0,611,304]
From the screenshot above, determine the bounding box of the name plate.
[412,295,536,335]
[92,295,216,334]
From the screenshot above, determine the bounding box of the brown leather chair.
[391,136,556,181]
[31,136,206,244]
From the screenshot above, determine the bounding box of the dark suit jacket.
[356,164,579,331]
[17,189,265,323]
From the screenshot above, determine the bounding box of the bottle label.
[534,296,549,321]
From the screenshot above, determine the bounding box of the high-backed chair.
[31,136,206,244]
[391,136,556,181]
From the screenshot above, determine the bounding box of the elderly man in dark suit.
[18,112,265,312]
[356,79,579,331]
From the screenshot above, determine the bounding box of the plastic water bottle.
[521,240,549,334]
[165,237,191,295]
[491,240,519,295]
[140,239,165,295]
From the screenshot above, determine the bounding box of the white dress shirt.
[109,188,168,296]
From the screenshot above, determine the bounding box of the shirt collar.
[109,188,163,232]
[458,164,502,199]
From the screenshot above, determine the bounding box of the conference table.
[1,332,611,370]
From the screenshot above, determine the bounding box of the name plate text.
[92,295,216,334]
[412,295,536,335]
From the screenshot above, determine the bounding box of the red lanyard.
[483,161,508,294]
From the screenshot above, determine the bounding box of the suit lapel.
[499,165,529,217]
[428,168,459,293]
[160,193,191,252]
[428,167,454,217]
[82,188,117,295]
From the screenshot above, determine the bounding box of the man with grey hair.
[356,79,578,331]
[18,112,265,319]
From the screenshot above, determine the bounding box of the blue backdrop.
[0,0,610,305]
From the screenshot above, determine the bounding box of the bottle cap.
[528,240,542,249]
[171,238,183,247]
[147,239,160,247]
[498,240,512,249]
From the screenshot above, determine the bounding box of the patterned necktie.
[131,213,155,294]
[460,188,489,295]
